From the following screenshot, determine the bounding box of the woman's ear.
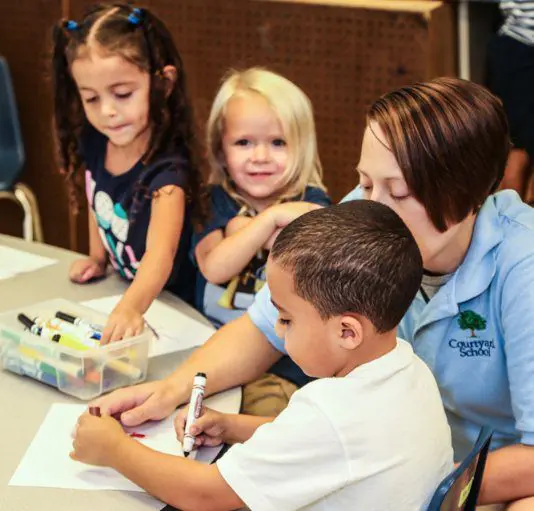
[161,65,177,97]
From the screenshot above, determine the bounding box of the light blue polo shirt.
[247,189,534,460]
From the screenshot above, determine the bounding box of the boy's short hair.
[368,77,510,232]
[270,200,423,333]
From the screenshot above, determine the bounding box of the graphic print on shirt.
[204,252,267,326]
[86,171,140,280]
[448,309,496,358]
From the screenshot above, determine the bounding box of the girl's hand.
[264,227,283,251]
[174,405,229,448]
[70,413,128,467]
[69,258,106,284]
[100,305,145,345]
[267,202,323,229]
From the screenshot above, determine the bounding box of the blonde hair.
[206,67,326,207]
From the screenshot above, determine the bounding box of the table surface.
[0,234,241,511]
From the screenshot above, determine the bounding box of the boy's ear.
[161,65,177,97]
[338,315,363,351]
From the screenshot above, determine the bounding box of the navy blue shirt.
[194,185,331,386]
[82,126,196,304]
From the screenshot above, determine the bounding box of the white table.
[0,234,241,511]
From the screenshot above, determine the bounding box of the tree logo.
[458,310,487,338]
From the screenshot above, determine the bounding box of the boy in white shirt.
[70,200,454,511]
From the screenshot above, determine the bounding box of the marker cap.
[55,311,76,324]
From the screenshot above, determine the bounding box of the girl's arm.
[69,210,108,283]
[196,201,322,285]
[88,210,109,266]
[195,209,277,285]
[101,185,185,343]
[225,215,252,236]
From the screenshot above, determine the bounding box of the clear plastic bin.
[0,298,150,400]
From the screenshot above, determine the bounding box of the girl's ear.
[161,65,177,97]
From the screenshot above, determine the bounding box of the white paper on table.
[80,295,216,358]
[0,245,57,280]
[9,403,221,497]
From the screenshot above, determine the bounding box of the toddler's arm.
[196,201,322,285]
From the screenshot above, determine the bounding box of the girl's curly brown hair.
[52,3,206,225]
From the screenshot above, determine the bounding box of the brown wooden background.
[0,0,456,253]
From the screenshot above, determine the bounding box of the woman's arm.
[479,252,534,503]
[479,444,534,504]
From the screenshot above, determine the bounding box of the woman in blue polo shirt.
[249,78,534,509]
[94,77,534,509]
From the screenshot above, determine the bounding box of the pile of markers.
[4,310,141,392]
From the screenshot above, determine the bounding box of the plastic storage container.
[0,298,150,400]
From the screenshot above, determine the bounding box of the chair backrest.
[426,426,493,511]
[0,56,25,191]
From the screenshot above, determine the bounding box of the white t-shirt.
[217,340,453,511]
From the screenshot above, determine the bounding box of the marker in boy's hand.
[181,373,207,457]
[174,405,228,449]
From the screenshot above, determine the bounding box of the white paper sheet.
[9,403,221,497]
[80,295,215,358]
[0,245,57,280]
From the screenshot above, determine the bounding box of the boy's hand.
[267,202,323,229]
[70,413,128,467]
[69,258,106,284]
[174,406,229,448]
[100,305,145,345]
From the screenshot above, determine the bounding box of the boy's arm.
[223,414,274,444]
[110,438,244,511]
[175,407,274,446]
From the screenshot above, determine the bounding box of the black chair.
[427,426,493,511]
[0,56,43,241]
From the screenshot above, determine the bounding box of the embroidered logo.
[449,310,495,358]
[457,310,486,338]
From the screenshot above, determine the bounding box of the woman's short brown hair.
[368,77,511,232]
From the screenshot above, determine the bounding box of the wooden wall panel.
[0,0,70,246]
[75,0,455,204]
[2,0,455,252]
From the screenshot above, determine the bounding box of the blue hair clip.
[65,20,79,31]
[127,8,143,26]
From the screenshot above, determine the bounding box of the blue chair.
[0,56,43,242]
[427,426,493,511]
